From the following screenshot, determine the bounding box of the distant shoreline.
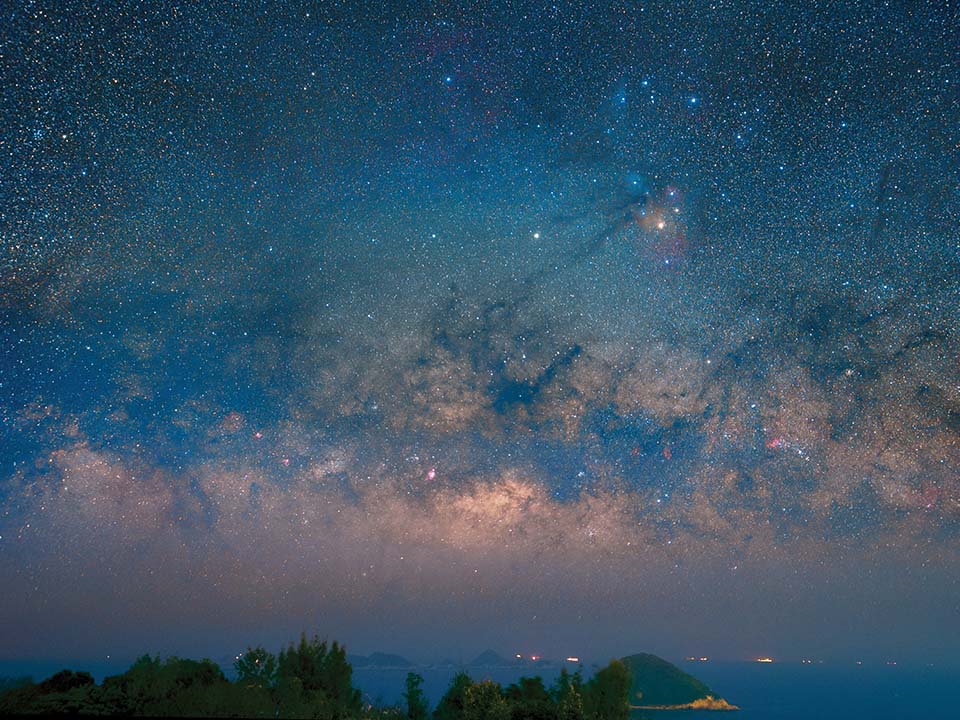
[631,695,740,711]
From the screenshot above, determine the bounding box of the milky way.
[1,1,958,667]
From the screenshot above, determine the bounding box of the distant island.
[469,649,518,667]
[467,650,560,668]
[622,653,739,710]
[349,652,415,669]
[0,636,737,717]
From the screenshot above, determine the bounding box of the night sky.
[2,0,959,669]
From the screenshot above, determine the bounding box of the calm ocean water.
[642,662,959,720]
[351,663,960,720]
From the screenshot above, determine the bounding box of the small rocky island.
[621,653,738,711]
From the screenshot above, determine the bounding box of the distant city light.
[755,657,774,663]
[565,656,580,663]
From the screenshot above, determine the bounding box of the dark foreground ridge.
[0,638,737,717]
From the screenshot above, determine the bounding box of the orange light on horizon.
[755,657,774,663]
[565,657,580,663]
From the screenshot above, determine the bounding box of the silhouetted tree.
[404,672,430,720]
[323,640,362,720]
[0,671,105,716]
[38,669,95,694]
[463,680,510,720]
[0,639,643,720]
[556,684,583,720]
[550,668,582,704]
[434,672,475,720]
[505,676,554,720]
[106,655,229,716]
[0,636,366,718]
[279,634,329,693]
[275,633,361,720]
[235,646,278,689]
[583,661,629,720]
[276,676,315,719]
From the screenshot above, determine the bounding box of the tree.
[92,654,231,716]
[583,661,629,720]
[504,676,554,720]
[0,637,367,719]
[278,634,329,693]
[275,676,315,719]
[235,646,278,689]
[323,640,362,720]
[550,668,582,704]
[462,680,510,720]
[556,684,583,720]
[37,670,95,694]
[434,672,474,720]
[0,675,109,717]
[551,666,584,720]
[404,672,429,720]
[275,633,361,720]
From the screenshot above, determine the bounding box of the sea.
[349,662,960,720]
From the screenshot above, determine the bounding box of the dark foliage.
[0,636,362,718]
[38,670,96,694]
[0,676,32,694]
[433,671,474,720]
[235,646,278,689]
[583,660,630,720]
[0,646,630,720]
[276,633,362,719]
[404,672,429,720]
[504,676,553,720]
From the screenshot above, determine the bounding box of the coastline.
[631,695,740,711]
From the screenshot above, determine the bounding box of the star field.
[1,0,959,666]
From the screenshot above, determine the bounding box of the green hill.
[619,654,719,707]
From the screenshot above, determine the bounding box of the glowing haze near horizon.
[1,0,959,669]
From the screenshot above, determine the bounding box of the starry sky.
[1,0,959,669]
